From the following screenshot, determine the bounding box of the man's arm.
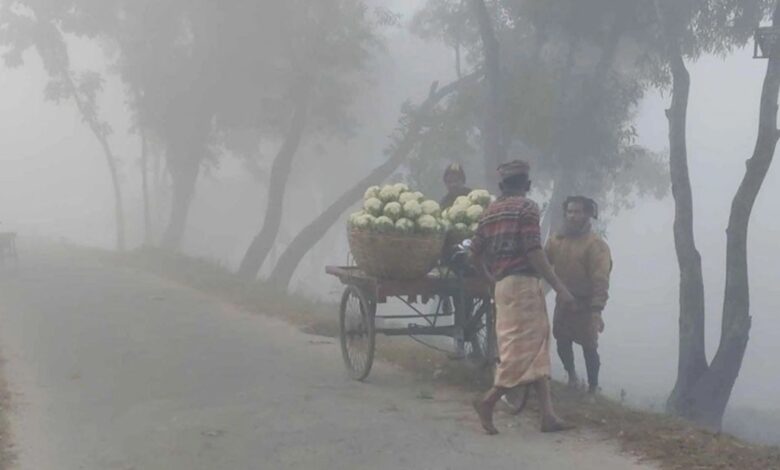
[527,248,575,305]
[588,239,612,312]
[541,237,555,297]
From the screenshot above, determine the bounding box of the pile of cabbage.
[349,184,444,235]
[349,184,493,238]
[441,189,492,239]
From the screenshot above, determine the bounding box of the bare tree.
[659,0,779,429]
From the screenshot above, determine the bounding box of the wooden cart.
[325,265,495,381]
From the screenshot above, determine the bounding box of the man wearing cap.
[546,196,612,394]
[469,160,575,435]
[440,163,472,210]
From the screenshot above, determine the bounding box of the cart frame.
[326,265,495,381]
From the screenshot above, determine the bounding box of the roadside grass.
[110,247,780,470]
[0,358,14,470]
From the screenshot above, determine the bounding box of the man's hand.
[557,286,576,310]
[591,310,605,333]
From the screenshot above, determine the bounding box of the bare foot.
[472,399,498,435]
[541,417,575,433]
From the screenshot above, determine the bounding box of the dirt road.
[0,248,656,469]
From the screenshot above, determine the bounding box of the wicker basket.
[348,229,446,280]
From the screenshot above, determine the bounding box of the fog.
[0,0,778,445]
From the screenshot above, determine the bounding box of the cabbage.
[441,208,449,220]
[413,191,425,202]
[364,186,381,200]
[403,200,422,219]
[352,214,373,230]
[420,200,441,217]
[468,189,492,207]
[453,196,471,208]
[453,222,470,235]
[383,201,403,221]
[469,223,479,233]
[398,192,418,204]
[447,205,469,224]
[348,211,365,228]
[440,219,452,233]
[348,211,363,224]
[393,182,410,193]
[363,197,383,217]
[373,216,395,233]
[417,214,440,233]
[395,218,415,233]
[379,185,401,203]
[466,205,484,223]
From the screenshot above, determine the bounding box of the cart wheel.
[465,297,496,366]
[339,285,376,381]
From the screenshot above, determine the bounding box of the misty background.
[0,0,778,444]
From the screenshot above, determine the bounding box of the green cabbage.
[379,185,401,203]
[374,216,395,233]
[395,218,415,233]
[416,214,440,233]
[398,192,418,205]
[403,200,422,219]
[363,197,383,217]
[353,214,373,230]
[466,205,484,223]
[447,205,468,224]
[468,189,492,207]
[364,186,381,200]
[383,201,403,221]
[420,200,441,217]
[453,195,470,208]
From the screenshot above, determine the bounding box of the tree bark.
[269,73,482,290]
[237,86,310,280]
[141,131,152,246]
[680,2,780,429]
[64,73,126,252]
[161,149,200,251]
[655,2,709,415]
[470,0,506,189]
[541,169,571,239]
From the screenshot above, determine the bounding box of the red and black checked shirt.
[470,195,542,281]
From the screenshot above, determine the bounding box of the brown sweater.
[545,231,612,311]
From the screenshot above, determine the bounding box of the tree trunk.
[541,169,571,239]
[543,18,621,239]
[141,131,152,246]
[64,73,126,251]
[657,13,709,415]
[237,87,310,280]
[470,0,506,189]
[679,2,780,429]
[161,153,200,251]
[269,73,482,290]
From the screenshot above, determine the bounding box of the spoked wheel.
[339,284,376,381]
[464,297,496,367]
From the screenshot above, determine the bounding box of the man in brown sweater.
[546,196,612,394]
